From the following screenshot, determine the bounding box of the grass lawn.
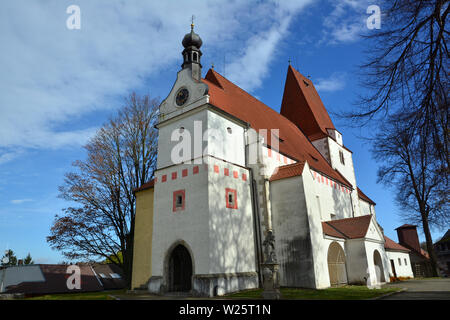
[25,289,126,300]
[225,285,401,300]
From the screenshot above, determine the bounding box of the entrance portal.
[327,242,348,286]
[168,244,193,292]
[373,250,386,283]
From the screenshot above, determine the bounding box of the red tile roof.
[280,65,335,141]
[6,264,103,295]
[270,162,306,182]
[396,224,417,229]
[322,215,373,239]
[357,187,376,205]
[203,69,352,188]
[134,179,155,193]
[384,236,410,252]
[322,221,347,239]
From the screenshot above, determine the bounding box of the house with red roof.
[384,235,414,279]
[131,25,395,296]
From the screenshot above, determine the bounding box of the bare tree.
[47,93,159,286]
[374,114,449,276]
[341,1,449,277]
[348,0,449,168]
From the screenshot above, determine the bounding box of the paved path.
[380,278,450,300]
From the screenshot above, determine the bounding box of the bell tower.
[181,20,203,81]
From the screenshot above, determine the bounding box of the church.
[131,24,395,296]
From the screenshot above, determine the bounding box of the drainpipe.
[245,127,263,287]
[250,171,264,287]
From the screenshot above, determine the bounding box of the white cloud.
[321,0,371,44]
[11,199,33,205]
[315,72,347,92]
[0,1,315,153]
[226,1,313,91]
[0,149,24,165]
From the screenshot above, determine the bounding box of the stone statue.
[263,230,277,263]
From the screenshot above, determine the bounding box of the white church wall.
[151,163,211,278]
[206,110,246,167]
[359,199,377,220]
[310,169,353,220]
[206,157,256,275]
[260,145,296,178]
[156,108,208,169]
[270,175,316,288]
[364,241,391,285]
[386,251,414,279]
[301,162,333,288]
[345,239,369,284]
[327,137,361,217]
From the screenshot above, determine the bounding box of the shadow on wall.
[208,167,255,276]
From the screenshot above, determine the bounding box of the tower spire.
[181,18,203,81]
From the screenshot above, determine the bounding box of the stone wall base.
[147,272,259,297]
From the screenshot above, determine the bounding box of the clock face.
[175,88,189,106]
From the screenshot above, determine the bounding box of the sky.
[0,0,446,264]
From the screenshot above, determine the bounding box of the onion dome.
[182,23,203,49]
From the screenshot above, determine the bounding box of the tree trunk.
[421,212,439,277]
[123,221,135,289]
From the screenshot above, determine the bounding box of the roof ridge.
[205,69,282,116]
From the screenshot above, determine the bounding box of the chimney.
[396,224,421,253]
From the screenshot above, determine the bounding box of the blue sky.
[0,0,445,263]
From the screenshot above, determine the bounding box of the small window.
[404,258,407,266]
[192,52,198,62]
[173,190,185,212]
[339,150,345,165]
[398,258,402,266]
[227,127,232,134]
[226,188,237,209]
[176,195,183,206]
[179,127,185,133]
[330,213,336,220]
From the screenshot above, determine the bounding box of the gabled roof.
[133,179,155,193]
[5,264,103,295]
[270,162,306,182]
[357,187,376,205]
[203,69,352,188]
[384,235,410,252]
[322,215,373,239]
[280,65,335,141]
[435,229,450,244]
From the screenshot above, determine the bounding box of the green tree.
[23,253,33,265]
[1,249,18,266]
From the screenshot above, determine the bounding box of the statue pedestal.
[261,262,281,300]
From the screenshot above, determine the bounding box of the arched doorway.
[373,250,385,283]
[327,242,348,286]
[168,244,193,292]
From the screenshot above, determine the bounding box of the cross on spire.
[191,15,195,30]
